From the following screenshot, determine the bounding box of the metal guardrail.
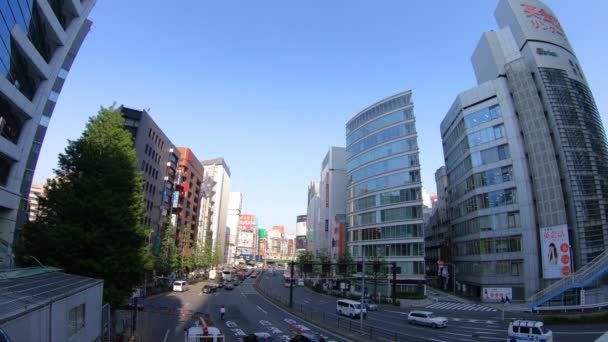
[529,249,608,307]
[533,301,608,312]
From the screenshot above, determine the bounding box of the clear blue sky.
[34,1,608,235]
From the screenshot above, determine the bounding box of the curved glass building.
[0,0,97,267]
[346,90,425,295]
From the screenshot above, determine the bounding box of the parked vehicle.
[225,284,235,290]
[173,280,188,292]
[507,320,552,342]
[336,299,367,319]
[407,311,447,328]
[202,285,212,293]
[297,279,304,287]
[363,300,378,311]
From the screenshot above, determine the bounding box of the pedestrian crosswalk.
[425,302,497,312]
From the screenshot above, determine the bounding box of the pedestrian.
[220,305,226,320]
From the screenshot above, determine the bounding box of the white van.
[173,280,188,292]
[507,320,552,342]
[336,299,367,318]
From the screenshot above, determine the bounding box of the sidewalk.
[427,286,533,312]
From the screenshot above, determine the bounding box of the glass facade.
[347,107,414,145]
[350,153,418,183]
[351,170,420,198]
[347,137,417,171]
[539,68,608,264]
[346,122,416,159]
[347,91,423,277]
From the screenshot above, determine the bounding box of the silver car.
[407,311,448,328]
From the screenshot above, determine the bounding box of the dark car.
[290,333,325,342]
[225,284,235,290]
[202,285,212,293]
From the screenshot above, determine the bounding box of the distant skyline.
[34,1,608,235]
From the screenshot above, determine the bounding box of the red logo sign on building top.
[521,3,564,37]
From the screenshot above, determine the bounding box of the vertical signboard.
[540,225,572,279]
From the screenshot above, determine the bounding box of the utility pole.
[360,250,365,330]
[289,262,294,308]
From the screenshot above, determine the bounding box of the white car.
[407,311,447,328]
[172,280,188,292]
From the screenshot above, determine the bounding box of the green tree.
[18,105,152,308]
[296,250,314,275]
[157,224,178,276]
[337,251,355,278]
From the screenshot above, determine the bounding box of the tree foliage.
[18,106,152,308]
[156,224,178,276]
[337,251,355,277]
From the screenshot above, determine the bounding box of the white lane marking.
[474,331,500,335]
[255,293,350,342]
[478,336,504,340]
[444,332,473,337]
[473,306,483,311]
[214,292,219,297]
[163,329,170,342]
[257,305,268,314]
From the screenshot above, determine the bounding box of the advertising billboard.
[172,191,179,208]
[258,228,266,239]
[296,236,307,250]
[540,225,572,279]
[482,287,512,302]
[238,231,254,248]
[239,214,255,232]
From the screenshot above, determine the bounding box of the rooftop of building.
[0,267,103,324]
[201,157,231,177]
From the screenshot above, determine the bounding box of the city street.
[257,271,608,342]
[135,274,348,342]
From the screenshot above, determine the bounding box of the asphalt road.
[257,270,608,342]
[136,274,349,342]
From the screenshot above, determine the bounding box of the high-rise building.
[173,148,204,251]
[440,0,608,301]
[27,182,46,222]
[199,158,231,264]
[424,167,451,289]
[306,182,320,255]
[295,215,307,253]
[0,0,97,267]
[346,90,425,295]
[319,147,347,262]
[121,107,180,252]
[225,192,242,265]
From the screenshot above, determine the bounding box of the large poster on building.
[482,287,512,302]
[238,231,254,248]
[239,214,255,232]
[540,225,572,279]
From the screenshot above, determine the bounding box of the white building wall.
[225,192,242,265]
[200,160,231,264]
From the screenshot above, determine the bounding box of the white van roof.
[511,320,544,328]
[337,299,361,304]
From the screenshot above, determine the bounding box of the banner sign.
[540,225,572,279]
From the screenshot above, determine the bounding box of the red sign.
[239,214,255,232]
[521,3,564,36]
